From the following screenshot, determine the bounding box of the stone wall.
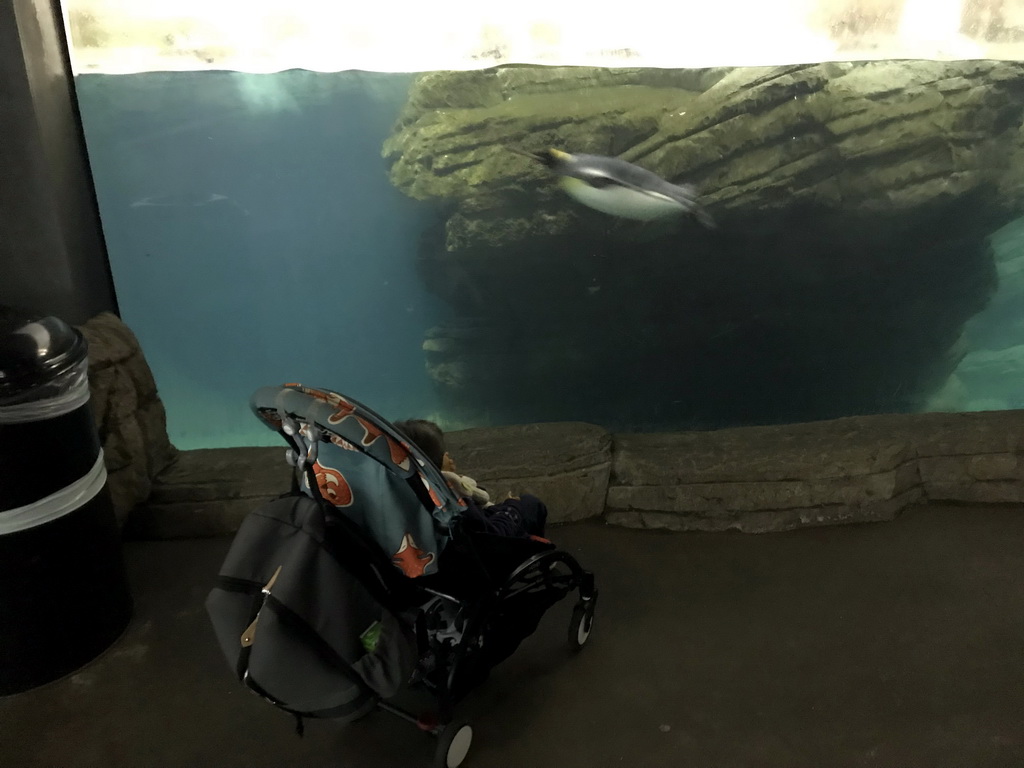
[78,312,177,524]
[605,411,1024,533]
[126,447,292,539]
[448,410,1024,534]
[444,422,612,523]
[123,410,1023,539]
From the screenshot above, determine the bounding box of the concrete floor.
[2,504,1023,767]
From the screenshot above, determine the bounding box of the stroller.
[206,384,598,767]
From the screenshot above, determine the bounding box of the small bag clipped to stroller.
[206,384,598,767]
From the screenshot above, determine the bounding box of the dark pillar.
[0,0,117,324]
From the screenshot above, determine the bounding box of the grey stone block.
[611,419,914,486]
[605,411,1023,534]
[900,411,1024,457]
[147,447,292,504]
[607,466,917,516]
[128,447,292,539]
[967,454,1022,481]
[918,456,971,486]
[609,488,924,533]
[444,422,612,523]
[925,482,1024,505]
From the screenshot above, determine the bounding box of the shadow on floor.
[2,504,1023,767]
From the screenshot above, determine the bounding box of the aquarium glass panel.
[61,1,1024,447]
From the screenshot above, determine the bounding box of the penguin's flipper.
[646,179,701,206]
[644,180,717,229]
[692,204,717,229]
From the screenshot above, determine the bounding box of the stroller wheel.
[434,720,473,768]
[568,595,597,651]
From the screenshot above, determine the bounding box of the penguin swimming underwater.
[509,147,716,228]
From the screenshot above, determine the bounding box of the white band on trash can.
[0,451,108,535]
[0,364,91,424]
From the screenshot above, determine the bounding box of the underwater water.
[75,71,449,449]
[73,63,1024,449]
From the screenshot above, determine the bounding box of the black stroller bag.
[205,492,418,726]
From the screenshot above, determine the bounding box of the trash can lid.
[0,306,88,399]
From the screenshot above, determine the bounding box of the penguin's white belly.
[560,177,683,221]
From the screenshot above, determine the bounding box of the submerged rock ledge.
[385,61,1024,248]
[384,61,1024,432]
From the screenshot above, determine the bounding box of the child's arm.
[442,470,492,507]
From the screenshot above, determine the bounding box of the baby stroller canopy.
[250,384,467,579]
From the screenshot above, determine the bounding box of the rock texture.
[78,312,177,524]
[385,61,1024,432]
[127,447,292,539]
[606,409,1024,533]
[444,422,612,523]
[388,61,1024,244]
[126,409,1024,539]
[936,215,1024,412]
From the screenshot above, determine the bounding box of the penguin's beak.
[505,147,568,169]
[506,147,546,163]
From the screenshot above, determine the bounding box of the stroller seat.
[207,384,597,768]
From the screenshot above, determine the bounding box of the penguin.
[509,147,716,228]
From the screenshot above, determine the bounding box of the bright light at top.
[62,0,1024,75]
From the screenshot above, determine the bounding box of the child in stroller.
[393,418,548,541]
[207,385,597,768]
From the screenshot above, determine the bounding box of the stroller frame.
[254,385,598,767]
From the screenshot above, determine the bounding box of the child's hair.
[393,419,446,468]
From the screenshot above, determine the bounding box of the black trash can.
[0,306,133,695]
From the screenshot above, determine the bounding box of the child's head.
[394,419,446,469]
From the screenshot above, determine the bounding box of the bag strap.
[236,594,379,731]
